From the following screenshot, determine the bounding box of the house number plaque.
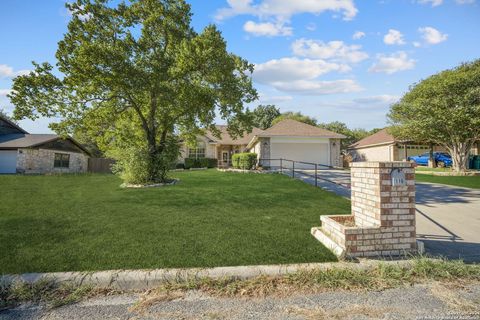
[391,168,406,186]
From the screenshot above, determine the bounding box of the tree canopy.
[272,111,317,127]
[251,104,280,130]
[9,0,257,183]
[388,59,480,171]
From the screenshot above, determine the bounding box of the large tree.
[272,111,317,126]
[251,104,280,129]
[388,59,480,172]
[9,0,257,183]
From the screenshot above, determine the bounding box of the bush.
[184,157,217,169]
[231,153,257,170]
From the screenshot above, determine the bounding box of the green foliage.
[231,152,257,169]
[388,59,480,171]
[251,104,280,129]
[8,0,257,183]
[184,157,217,169]
[317,121,375,150]
[272,111,317,126]
[0,108,15,123]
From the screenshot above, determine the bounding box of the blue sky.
[1,0,479,133]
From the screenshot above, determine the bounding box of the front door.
[222,151,229,167]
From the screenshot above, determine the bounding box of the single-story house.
[0,115,90,174]
[179,119,345,169]
[347,128,480,162]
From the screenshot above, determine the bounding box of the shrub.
[231,153,257,170]
[184,157,217,169]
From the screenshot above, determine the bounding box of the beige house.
[180,119,345,168]
[0,115,90,174]
[347,128,480,162]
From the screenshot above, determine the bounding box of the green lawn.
[0,170,350,274]
[416,174,480,189]
[415,166,453,172]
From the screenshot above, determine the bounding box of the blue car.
[408,152,452,167]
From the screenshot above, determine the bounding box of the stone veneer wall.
[329,138,341,167]
[16,148,88,174]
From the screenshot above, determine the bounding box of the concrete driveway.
[293,169,480,262]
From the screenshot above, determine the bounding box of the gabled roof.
[0,133,90,154]
[348,128,395,149]
[258,119,346,138]
[205,125,264,145]
[0,115,28,135]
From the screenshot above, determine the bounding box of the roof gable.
[205,125,264,145]
[0,116,28,135]
[259,119,346,138]
[0,133,90,155]
[348,128,395,149]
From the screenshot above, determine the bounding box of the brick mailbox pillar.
[311,161,418,258]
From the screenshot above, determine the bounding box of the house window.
[188,142,206,159]
[54,153,70,168]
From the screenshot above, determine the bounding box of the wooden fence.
[88,158,115,173]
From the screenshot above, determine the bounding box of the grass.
[0,170,351,274]
[415,166,453,172]
[416,174,480,189]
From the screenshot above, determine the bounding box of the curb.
[0,260,417,291]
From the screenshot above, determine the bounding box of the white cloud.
[383,29,405,45]
[243,20,292,36]
[258,93,293,103]
[352,31,365,40]
[306,23,317,31]
[417,0,443,7]
[216,0,358,21]
[413,41,421,47]
[291,39,368,63]
[253,57,361,95]
[418,26,448,45]
[455,0,475,4]
[270,79,362,95]
[369,51,416,74]
[0,64,31,79]
[254,57,350,83]
[353,95,400,104]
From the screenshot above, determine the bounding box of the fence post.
[292,161,295,178]
[315,163,318,187]
[280,158,283,173]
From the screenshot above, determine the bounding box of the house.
[348,128,453,162]
[0,115,90,174]
[179,119,345,168]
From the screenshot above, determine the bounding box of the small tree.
[8,0,257,183]
[272,111,317,126]
[388,59,480,172]
[251,104,280,129]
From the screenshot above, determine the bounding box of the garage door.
[0,150,17,173]
[270,143,329,168]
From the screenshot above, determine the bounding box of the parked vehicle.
[408,152,452,167]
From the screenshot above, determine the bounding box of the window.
[188,142,206,159]
[54,153,70,168]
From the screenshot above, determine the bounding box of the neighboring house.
[0,115,90,174]
[347,128,480,162]
[180,119,345,168]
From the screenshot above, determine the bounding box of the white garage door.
[271,143,329,169]
[0,150,18,174]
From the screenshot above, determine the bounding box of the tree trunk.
[449,143,469,172]
[428,143,435,168]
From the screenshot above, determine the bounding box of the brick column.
[312,161,418,258]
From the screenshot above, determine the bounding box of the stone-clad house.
[0,115,90,174]
[179,119,345,169]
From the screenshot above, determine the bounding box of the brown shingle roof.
[0,133,90,154]
[259,119,346,138]
[205,125,264,145]
[348,128,395,149]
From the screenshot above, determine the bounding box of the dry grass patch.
[286,305,391,320]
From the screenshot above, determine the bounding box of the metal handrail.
[257,158,347,188]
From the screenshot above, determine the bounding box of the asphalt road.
[2,282,479,320]
[295,170,480,262]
